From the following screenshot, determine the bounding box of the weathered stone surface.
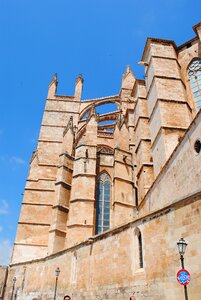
[3,22,201,300]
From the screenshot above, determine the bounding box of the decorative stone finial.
[49,73,57,86]
[47,73,58,98]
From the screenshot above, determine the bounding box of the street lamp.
[177,238,188,300]
[11,277,16,300]
[53,267,60,300]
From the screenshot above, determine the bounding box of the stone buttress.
[142,39,193,176]
[11,74,82,262]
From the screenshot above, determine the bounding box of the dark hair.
[64,296,71,300]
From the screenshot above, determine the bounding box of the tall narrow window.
[188,59,201,110]
[138,231,143,268]
[96,172,111,234]
[71,252,77,283]
[135,187,138,207]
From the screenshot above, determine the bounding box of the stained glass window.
[96,172,111,234]
[188,59,201,110]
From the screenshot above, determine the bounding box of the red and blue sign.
[177,269,191,286]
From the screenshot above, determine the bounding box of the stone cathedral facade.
[1,22,201,300]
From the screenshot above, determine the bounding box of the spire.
[126,65,131,75]
[120,66,136,100]
[122,65,135,87]
[47,73,58,98]
[50,73,57,85]
[74,74,84,100]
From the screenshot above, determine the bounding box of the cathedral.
[0,22,201,300]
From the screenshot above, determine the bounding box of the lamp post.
[53,267,60,300]
[177,238,188,300]
[11,277,16,300]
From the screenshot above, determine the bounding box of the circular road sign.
[177,269,191,286]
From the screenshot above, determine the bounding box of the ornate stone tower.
[11,23,201,266]
[5,22,201,300]
[12,67,139,263]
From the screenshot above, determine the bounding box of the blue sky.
[0,0,200,265]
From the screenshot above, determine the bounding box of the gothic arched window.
[95,172,111,234]
[188,59,201,110]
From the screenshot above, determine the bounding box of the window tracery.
[95,172,111,234]
[188,59,201,110]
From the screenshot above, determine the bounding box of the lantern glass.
[177,237,187,256]
[55,267,60,278]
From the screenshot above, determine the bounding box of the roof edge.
[141,37,177,61]
[193,21,201,34]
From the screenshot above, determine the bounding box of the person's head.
[130,296,136,300]
[64,296,71,300]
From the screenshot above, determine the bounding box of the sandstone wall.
[9,23,201,300]
[5,190,201,300]
[140,110,201,214]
